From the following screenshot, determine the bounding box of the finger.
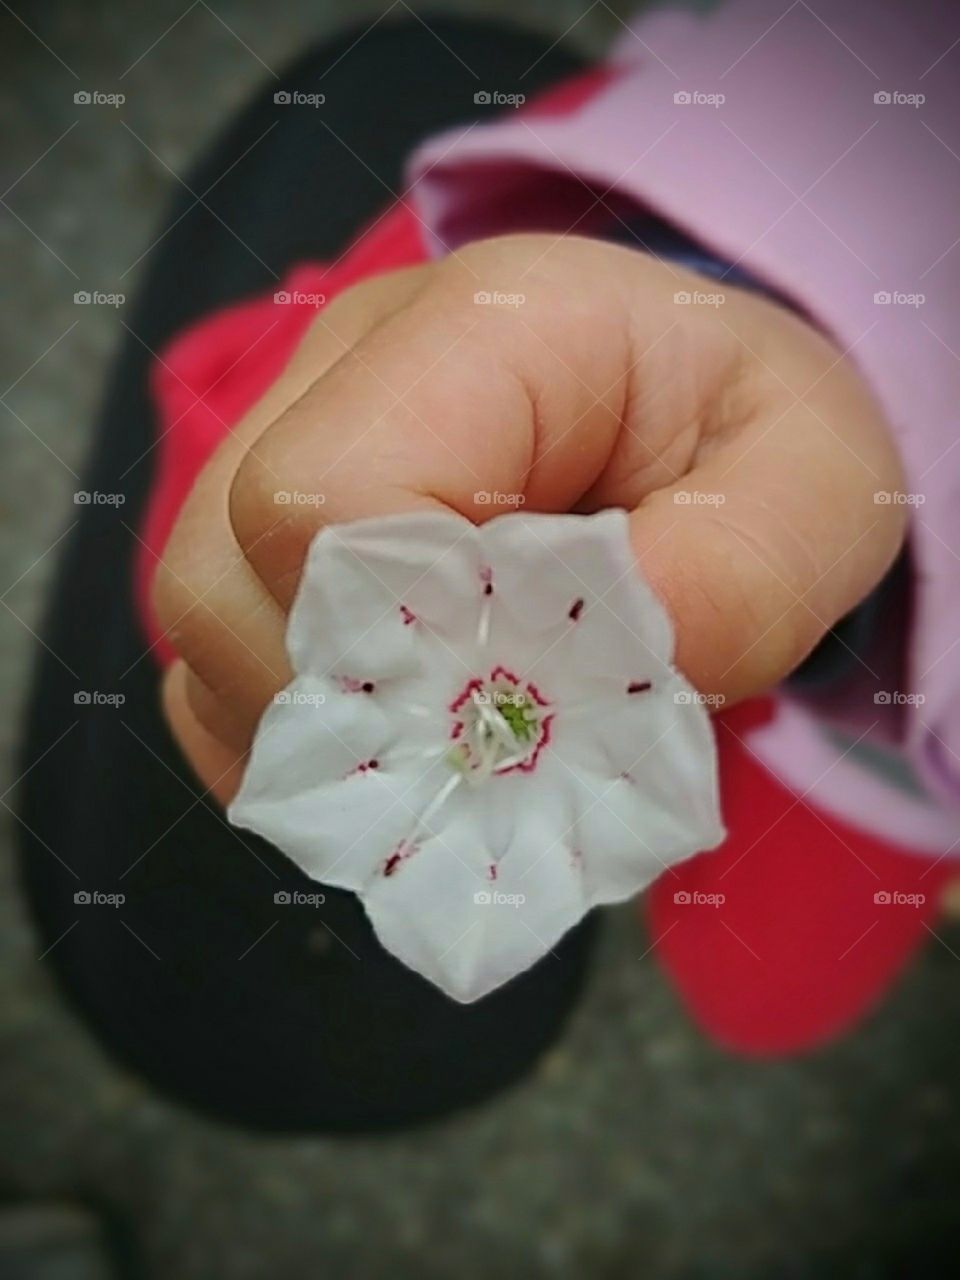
[228,236,641,609]
[154,266,432,745]
[627,306,906,703]
[162,660,246,808]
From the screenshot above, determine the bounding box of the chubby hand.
[154,233,906,805]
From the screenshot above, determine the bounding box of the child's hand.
[154,234,906,804]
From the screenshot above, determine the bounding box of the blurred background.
[3,2,960,1277]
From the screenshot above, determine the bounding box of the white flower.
[229,509,724,1002]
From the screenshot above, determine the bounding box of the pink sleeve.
[405,0,960,822]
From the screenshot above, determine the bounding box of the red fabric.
[134,70,949,1055]
[648,700,951,1055]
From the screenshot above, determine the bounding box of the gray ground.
[2,2,960,1277]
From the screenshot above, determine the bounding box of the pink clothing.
[407,0,960,846]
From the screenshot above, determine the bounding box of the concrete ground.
[2,2,960,1277]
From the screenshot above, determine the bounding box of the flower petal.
[480,508,674,685]
[362,774,587,1002]
[287,512,483,677]
[230,748,459,892]
[541,672,724,899]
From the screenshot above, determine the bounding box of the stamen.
[407,771,463,843]
[448,672,551,783]
[477,568,493,647]
[477,596,492,647]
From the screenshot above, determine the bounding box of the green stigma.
[498,694,535,741]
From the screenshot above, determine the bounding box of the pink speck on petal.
[344,757,381,779]
[338,676,376,694]
[383,839,419,877]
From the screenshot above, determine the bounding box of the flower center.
[448,668,552,783]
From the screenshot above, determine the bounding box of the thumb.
[625,315,906,705]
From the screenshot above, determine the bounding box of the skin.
[153,234,906,807]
